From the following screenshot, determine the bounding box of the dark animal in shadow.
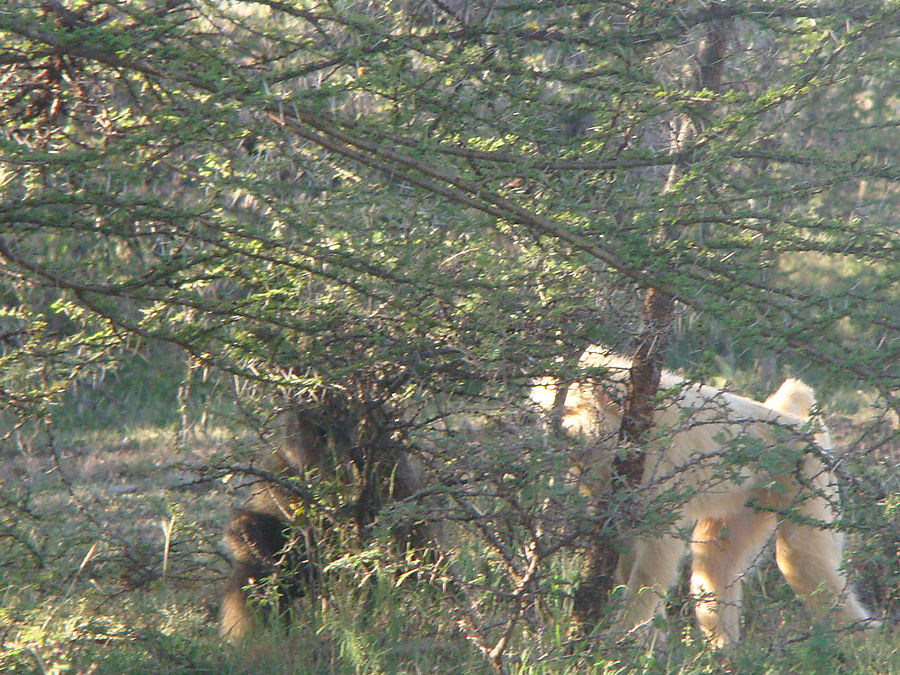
[220,401,431,640]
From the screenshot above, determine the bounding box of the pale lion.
[532,346,874,645]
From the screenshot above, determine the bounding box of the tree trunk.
[573,14,733,633]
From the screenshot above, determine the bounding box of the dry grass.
[1,412,899,674]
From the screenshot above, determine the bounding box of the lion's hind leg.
[775,510,875,633]
[691,510,776,646]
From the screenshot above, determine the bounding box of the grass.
[2,375,900,673]
[0,422,490,675]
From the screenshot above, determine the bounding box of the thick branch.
[573,13,734,632]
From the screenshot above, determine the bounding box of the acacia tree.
[2,0,899,670]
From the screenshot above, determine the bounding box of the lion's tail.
[764,378,816,419]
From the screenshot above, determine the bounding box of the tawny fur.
[220,483,314,641]
[532,346,874,645]
[220,406,333,642]
[220,405,436,642]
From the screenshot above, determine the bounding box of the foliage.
[1,0,899,672]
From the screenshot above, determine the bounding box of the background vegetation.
[1,0,898,672]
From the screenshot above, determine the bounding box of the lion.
[220,400,433,641]
[531,346,875,645]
